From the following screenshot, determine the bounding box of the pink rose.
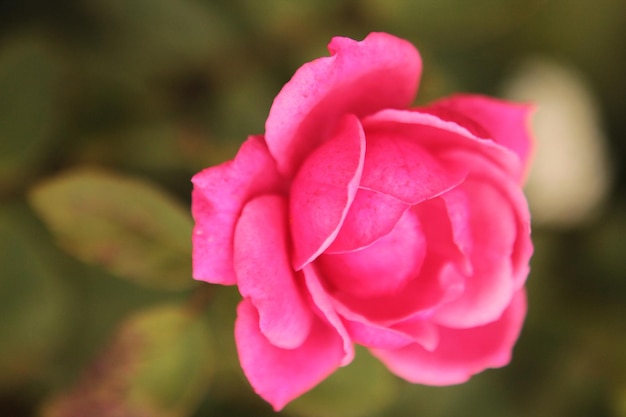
[192,32,533,411]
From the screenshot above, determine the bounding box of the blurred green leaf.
[0,204,70,389]
[286,346,398,417]
[0,37,63,193]
[41,303,213,417]
[28,169,194,291]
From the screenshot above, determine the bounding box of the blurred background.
[1,1,625,416]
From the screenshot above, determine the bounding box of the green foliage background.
[1,1,625,416]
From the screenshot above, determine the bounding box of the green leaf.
[28,169,194,291]
[0,37,62,193]
[42,303,213,417]
[286,346,399,417]
[0,204,71,389]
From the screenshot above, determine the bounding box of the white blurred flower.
[502,58,612,228]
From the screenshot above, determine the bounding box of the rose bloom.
[192,32,533,411]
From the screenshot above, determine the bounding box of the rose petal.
[359,120,468,204]
[265,32,421,175]
[326,188,409,253]
[392,319,440,352]
[328,197,470,325]
[472,165,532,290]
[427,94,534,180]
[317,209,425,298]
[290,114,365,270]
[234,195,313,349]
[362,108,520,182]
[509,186,533,289]
[430,182,517,328]
[342,318,416,350]
[440,153,533,290]
[414,196,472,277]
[372,290,527,385]
[338,304,440,351]
[235,299,345,411]
[330,259,465,327]
[302,264,355,366]
[191,136,283,285]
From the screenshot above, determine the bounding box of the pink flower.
[191,32,533,411]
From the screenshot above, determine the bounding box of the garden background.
[1,1,625,416]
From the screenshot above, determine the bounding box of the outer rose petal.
[362,109,521,181]
[465,159,532,290]
[191,136,283,285]
[234,195,313,349]
[342,318,417,350]
[372,290,527,386]
[235,300,345,411]
[265,32,421,175]
[428,94,534,180]
[290,114,365,270]
[303,264,355,365]
[339,306,440,351]
[430,182,517,328]
[508,187,533,289]
[443,155,533,291]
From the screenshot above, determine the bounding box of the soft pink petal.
[191,136,284,285]
[475,167,532,290]
[303,264,355,365]
[439,151,532,290]
[430,182,517,328]
[359,119,468,204]
[509,187,533,289]
[234,195,313,349]
[342,318,416,350]
[362,108,521,182]
[392,319,440,352]
[326,188,409,253]
[327,198,469,325]
[427,94,534,180]
[265,32,421,175]
[329,259,464,327]
[317,209,425,298]
[337,303,439,351]
[290,114,365,270]
[414,197,472,278]
[372,290,527,385]
[235,299,345,411]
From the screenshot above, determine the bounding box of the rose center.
[316,210,426,299]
